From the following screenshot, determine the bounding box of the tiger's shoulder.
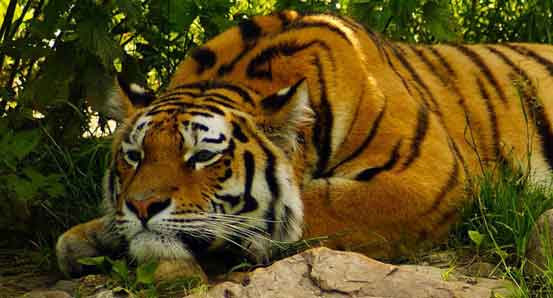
[168,11,378,93]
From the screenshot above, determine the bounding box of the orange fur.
[57,11,553,277]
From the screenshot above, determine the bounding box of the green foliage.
[453,0,553,43]
[348,0,456,42]
[451,162,553,297]
[77,256,203,298]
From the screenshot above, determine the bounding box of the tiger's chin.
[128,231,194,262]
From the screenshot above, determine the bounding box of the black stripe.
[239,151,259,214]
[202,105,225,116]
[382,48,414,97]
[225,139,236,158]
[476,77,500,159]
[108,165,118,202]
[203,98,237,109]
[340,86,365,148]
[204,92,238,104]
[325,99,387,176]
[512,73,553,169]
[428,47,455,76]
[214,194,240,207]
[280,205,294,239]
[261,78,305,112]
[454,45,507,104]
[355,140,402,181]
[148,101,226,116]
[157,91,199,102]
[239,19,262,43]
[203,133,226,144]
[188,111,213,118]
[172,81,255,105]
[504,44,553,76]
[146,108,177,116]
[390,46,441,113]
[312,55,333,177]
[489,45,553,169]
[217,19,262,77]
[232,122,249,143]
[247,40,327,79]
[277,11,292,27]
[217,168,233,183]
[424,46,470,174]
[285,21,352,45]
[190,47,217,74]
[191,122,209,132]
[409,45,447,85]
[400,104,429,170]
[260,143,280,236]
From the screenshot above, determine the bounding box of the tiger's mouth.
[126,221,216,258]
[127,230,195,262]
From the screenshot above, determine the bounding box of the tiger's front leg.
[56,216,124,277]
[56,217,208,281]
[301,149,464,258]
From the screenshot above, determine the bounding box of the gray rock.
[526,208,553,275]
[185,247,513,298]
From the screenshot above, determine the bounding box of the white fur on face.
[180,114,232,170]
[108,108,304,262]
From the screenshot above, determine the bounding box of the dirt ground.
[0,249,64,298]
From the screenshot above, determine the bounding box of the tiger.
[56,10,553,277]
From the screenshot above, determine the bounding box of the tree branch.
[0,0,18,74]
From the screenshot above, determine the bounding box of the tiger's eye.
[191,150,217,163]
[126,150,141,163]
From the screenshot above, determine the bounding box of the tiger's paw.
[56,229,102,277]
[154,258,208,284]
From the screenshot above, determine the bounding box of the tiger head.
[103,78,311,263]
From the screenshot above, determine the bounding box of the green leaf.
[422,0,455,41]
[115,0,141,22]
[10,129,40,160]
[0,39,52,60]
[44,177,66,198]
[111,259,129,282]
[4,174,39,201]
[468,230,484,247]
[135,260,158,286]
[75,4,122,68]
[150,0,196,32]
[22,167,47,185]
[78,256,107,266]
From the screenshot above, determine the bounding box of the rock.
[526,208,553,275]
[84,289,127,298]
[19,290,72,298]
[457,261,498,278]
[185,247,513,298]
[418,250,457,268]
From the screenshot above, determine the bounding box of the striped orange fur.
[56,11,553,277]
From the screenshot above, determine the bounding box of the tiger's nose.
[125,197,171,223]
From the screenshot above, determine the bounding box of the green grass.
[451,161,553,297]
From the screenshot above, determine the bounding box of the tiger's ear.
[106,77,156,121]
[258,78,314,152]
